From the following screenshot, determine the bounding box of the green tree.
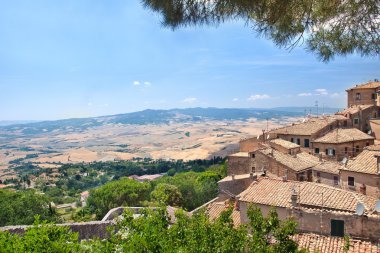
[151,183,183,206]
[87,177,151,219]
[142,0,380,61]
[0,190,59,226]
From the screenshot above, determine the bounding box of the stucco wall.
[239,137,261,152]
[312,170,340,188]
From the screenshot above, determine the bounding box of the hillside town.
[206,80,380,251]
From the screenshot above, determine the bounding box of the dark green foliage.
[142,0,379,61]
[0,190,60,226]
[151,183,183,206]
[87,178,151,219]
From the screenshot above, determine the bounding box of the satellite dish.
[375,200,380,212]
[356,203,365,216]
[302,118,306,123]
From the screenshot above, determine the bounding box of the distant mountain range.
[0,107,341,135]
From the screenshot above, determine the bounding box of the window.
[327,148,335,156]
[355,93,361,100]
[297,138,301,145]
[354,118,359,124]
[251,167,255,173]
[348,176,355,186]
[304,139,310,148]
[290,137,294,143]
[366,142,370,146]
[331,220,345,237]
[372,93,376,100]
[334,176,339,185]
[315,148,320,154]
[343,121,347,127]
[251,153,255,158]
[356,146,360,153]
[344,147,348,154]
[316,172,321,177]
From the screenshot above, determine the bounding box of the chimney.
[250,172,257,181]
[291,187,298,207]
[234,196,240,211]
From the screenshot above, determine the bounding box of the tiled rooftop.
[228,152,250,157]
[206,201,241,227]
[269,138,300,149]
[346,81,380,91]
[311,161,341,175]
[294,233,379,253]
[270,117,339,136]
[313,128,374,144]
[239,178,376,214]
[259,148,320,172]
[343,145,380,175]
[337,104,375,115]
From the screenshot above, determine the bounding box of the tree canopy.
[142,0,380,61]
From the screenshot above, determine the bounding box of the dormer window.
[355,93,361,100]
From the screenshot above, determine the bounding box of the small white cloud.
[330,92,341,98]
[144,81,151,87]
[133,81,140,86]
[232,98,239,102]
[298,93,312,97]
[87,102,93,107]
[182,97,198,103]
[103,103,109,107]
[315,88,328,95]
[247,94,270,101]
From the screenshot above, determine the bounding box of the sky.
[0,0,379,121]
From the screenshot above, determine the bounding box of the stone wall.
[311,139,373,161]
[239,202,380,241]
[312,170,340,188]
[218,174,256,196]
[255,151,298,181]
[340,170,380,198]
[347,88,377,107]
[227,155,254,175]
[239,137,261,152]
[1,221,114,240]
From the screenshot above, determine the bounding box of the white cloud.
[144,81,151,87]
[315,88,328,95]
[247,94,270,101]
[330,92,341,98]
[298,93,312,97]
[232,98,239,102]
[133,81,140,86]
[182,97,198,103]
[87,102,93,107]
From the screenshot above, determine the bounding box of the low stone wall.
[1,221,115,240]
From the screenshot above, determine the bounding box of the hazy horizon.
[1,0,379,121]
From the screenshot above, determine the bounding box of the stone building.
[238,177,380,240]
[269,116,348,149]
[227,152,255,175]
[311,128,374,161]
[346,81,380,107]
[337,104,379,133]
[255,142,320,182]
[311,161,341,188]
[340,145,380,198]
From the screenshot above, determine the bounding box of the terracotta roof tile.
[311,161,341,175]
[313,128,374,144]
[269,138,300,149]
[346,81,380,91]
[337,105,375,115]
[239,178,376,214]
[343,145,380,175]
[259,149,320,172]
[294,233,379,253]
[270,116,339,136]
[206,202,241,227]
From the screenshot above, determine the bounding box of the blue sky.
[0,0,379,120]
